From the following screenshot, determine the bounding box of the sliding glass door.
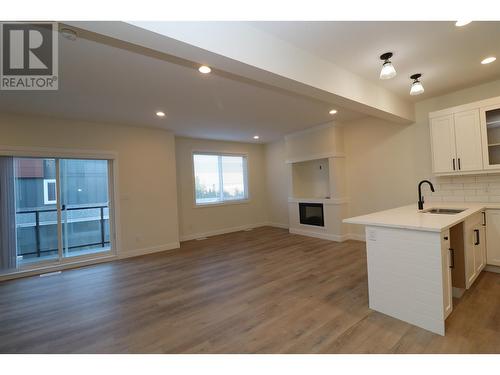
[60,159,111,258]
[0,156,114,272]
[14,158,59,265]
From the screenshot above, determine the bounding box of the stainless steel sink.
[422,208,466,215]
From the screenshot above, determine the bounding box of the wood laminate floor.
[0,226,499,353]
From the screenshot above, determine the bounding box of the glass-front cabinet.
[481,104,500,169]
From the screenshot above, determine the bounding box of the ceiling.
[251,21,500,101]
[0,27,364,143]
[3,21,500,143]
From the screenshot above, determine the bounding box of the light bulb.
[481,57,496,65]
[410,80,425,96]
[198,65,211,74]
[380,61,397,80]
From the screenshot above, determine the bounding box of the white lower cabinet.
[486,209,500,266]
[441,229,453,319]
[464,212,486,288]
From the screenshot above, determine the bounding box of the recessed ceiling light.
[409,73,425,96]
[253,135,260,140]
[379,52,397,80]
[198,65,211,74]
[156,111,166,117]
[455,20,472,27]
[329,109,338,115]
[481,57,496,65]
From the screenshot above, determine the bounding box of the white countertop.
[344,202,500,232]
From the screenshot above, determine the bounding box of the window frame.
[43,178,57,205]
[192,151,249,207]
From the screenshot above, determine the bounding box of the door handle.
[474,229,480,245]
[482,212,486,226]
[452,158,456,170]
[458,158,461,170]
[449,248,455,269]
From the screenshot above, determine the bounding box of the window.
[193,153,248,205]
[43,179,57,205]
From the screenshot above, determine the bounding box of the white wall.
[344,78,500,237]
[175,137,269,239]
[285,122,344,161]
[264,139,289,227]
[0,112,180,257]
[175,79,500,241]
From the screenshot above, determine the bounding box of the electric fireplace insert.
[299,202,324,227]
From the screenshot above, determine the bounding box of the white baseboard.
[118,241,180,259]
[289,228,346,242]
[180,221,290,242]
[485,264,500,274]
[348,233,366,241]
[289,228,366,242]
[179,222,365,243]
[180,223,269,241]
[264,222,289,229]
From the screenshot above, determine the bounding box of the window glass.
[221,156,246,201]
[193,154,221,204]
[193,154,248,205]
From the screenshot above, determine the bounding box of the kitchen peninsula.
[344,202,500,335]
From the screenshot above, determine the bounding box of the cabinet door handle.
[449,248,455,269]
[482,212,486,226]
[458,158,461,170]
[474,229,480,245]
[452,158,456,170]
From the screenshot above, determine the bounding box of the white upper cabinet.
[429,96,500,175]
[454,110,483,171]
[430,115,456,173]
[480,104,500,169]
[429,109,483,174]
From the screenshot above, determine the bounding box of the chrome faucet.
[418,180,435,210]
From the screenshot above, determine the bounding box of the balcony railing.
[15,204,110,258]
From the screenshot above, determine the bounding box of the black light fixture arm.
[410,73,422,82]
[380,52,393,62]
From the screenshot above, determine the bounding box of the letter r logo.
[2,23,53,75]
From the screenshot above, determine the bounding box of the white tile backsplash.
[427,174,500,203]
[440,183,464,190]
